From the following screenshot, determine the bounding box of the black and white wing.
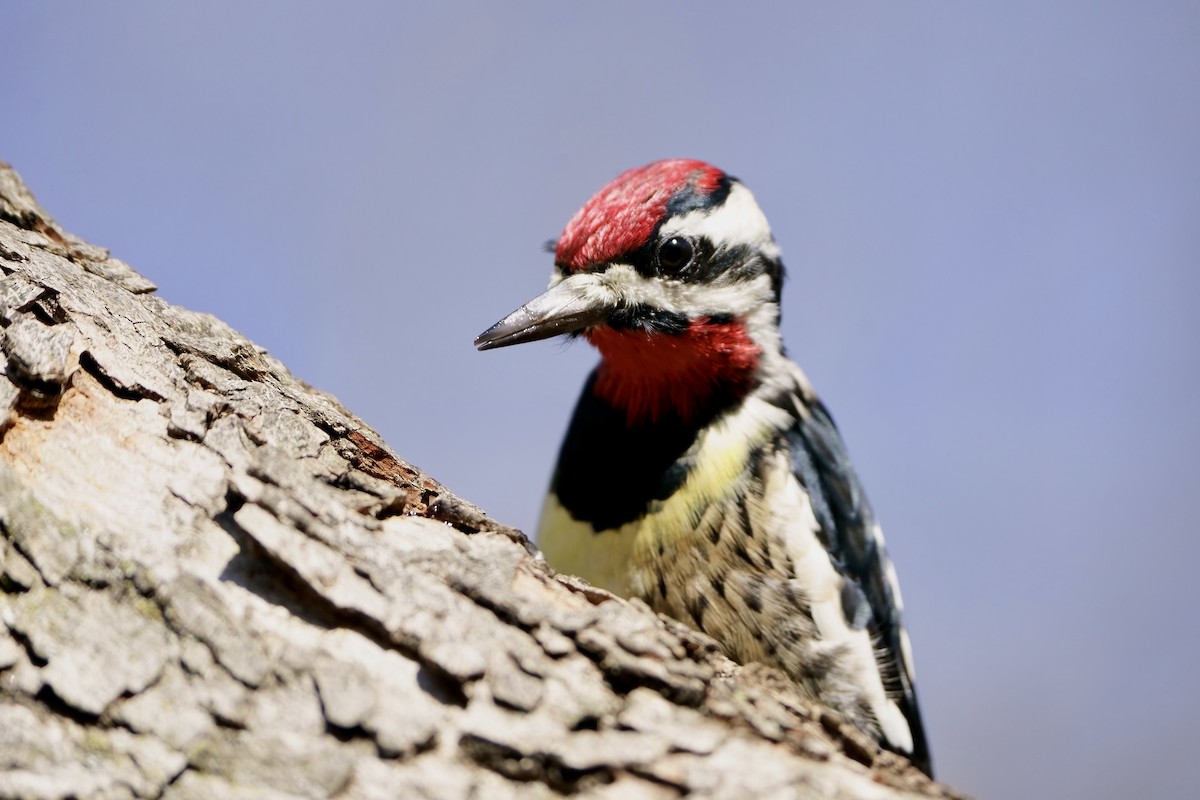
[783,388,931,774]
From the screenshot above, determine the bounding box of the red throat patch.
[588,320,762,426]
[555,160,726,272]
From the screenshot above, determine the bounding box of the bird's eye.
[657,236,695,274]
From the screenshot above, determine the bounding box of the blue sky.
[6,3,1199,796]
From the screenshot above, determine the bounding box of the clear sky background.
[6,3,1199,797]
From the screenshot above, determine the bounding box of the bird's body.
[476,160,930,775]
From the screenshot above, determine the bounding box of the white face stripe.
[547,265,781,348]
[659,182,781,261]
[596,264,776,316]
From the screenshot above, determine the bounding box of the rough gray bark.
[0,162,966,800]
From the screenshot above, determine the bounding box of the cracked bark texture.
[0,162,966,800]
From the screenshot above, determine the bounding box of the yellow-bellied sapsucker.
[475,159,931,775]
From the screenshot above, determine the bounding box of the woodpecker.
[474,159,930,775]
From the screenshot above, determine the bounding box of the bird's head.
[475,159,787,424]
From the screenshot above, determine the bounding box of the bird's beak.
[474,277,610,351]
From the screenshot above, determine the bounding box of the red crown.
[555,159,726,272]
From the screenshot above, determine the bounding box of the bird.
[474,159,930,775]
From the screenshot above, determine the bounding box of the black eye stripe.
[556,234,780,300]
[611,235,719,282]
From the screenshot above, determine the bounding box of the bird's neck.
[587,319,763,427]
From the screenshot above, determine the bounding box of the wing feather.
[783,391,931,774]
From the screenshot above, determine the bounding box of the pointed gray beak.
[474,278,610,351]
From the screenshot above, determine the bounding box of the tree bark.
[0,162,966,800]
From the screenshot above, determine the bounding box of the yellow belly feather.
[537,397,791,598]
